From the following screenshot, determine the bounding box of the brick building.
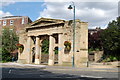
[0,16,32,34]
[88,27,101,35]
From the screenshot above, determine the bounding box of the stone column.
[58,33,63,65]
[39,40,42,64]
[35,36,40,64]
[26,36,32,64]
[48,35,55,65]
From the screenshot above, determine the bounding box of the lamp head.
[68,5,73,9]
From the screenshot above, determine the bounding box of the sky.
[0,0,119,29]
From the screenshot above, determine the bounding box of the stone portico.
[18,18,88,67]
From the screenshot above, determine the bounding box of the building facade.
[0,16,32,34]
[18,18,88,67]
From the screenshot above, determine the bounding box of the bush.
[103,55,119,62]
[2,48,12,62]
[113,57,117,61]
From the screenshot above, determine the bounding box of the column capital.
[58,33,63,35]
[35,35,40,37]
[28,36,31,37]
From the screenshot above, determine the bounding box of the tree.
[88,30,103,51]
[2,28,19,62]
[41,39,49,54]
[100,16,120,61]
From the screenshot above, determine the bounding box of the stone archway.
[29,34,59,65]
[32,47,35,63]
[23,33,64,66]
[54,46,58,64]
[18,18,88,67]
[41,36,49,64]
[40,34,59,65]
[31,36,36,63]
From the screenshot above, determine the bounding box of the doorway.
[54,46,58,64]
[41,36,49,65]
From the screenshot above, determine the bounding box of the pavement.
[0,62,46,69]
[88,62,120,69]
[1,62,120,80]
[0,62,119,72]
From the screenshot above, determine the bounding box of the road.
[0,63,120,80]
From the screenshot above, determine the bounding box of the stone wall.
[61,20,88,67]
[41,54,58,63]
[88,51,103,62]
[94,51,103,62]
[88,52,94,61]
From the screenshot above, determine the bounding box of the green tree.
[41,39,58,54]
[100,16,120,61]
[41,39,49,54]
[2,28,19,62]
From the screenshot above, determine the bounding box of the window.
[22,18,24,24]
[10,20,14,25]
[3,20,6,26]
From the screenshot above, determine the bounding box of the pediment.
[31,17,65,26]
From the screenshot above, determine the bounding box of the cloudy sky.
[0,0,119,29]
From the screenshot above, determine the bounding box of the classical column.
[39,40,42,64]
[26,36,32,64]
[48,35,55,65]
[35,36,40,64]
[58,33,63,65]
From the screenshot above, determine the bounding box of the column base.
[48,59,54,66]
[35,59,40,64]
[58,61,63,65]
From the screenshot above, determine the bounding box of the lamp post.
[68,2,75,67]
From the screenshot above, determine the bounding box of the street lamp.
[68,2,75,68]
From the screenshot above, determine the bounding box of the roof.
[26,22,64,31]
[0,16,31,20]
[26,17,88,31]
[31,17,65,26]
[2,16,23,18]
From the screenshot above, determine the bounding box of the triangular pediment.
[31,17,65,26]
